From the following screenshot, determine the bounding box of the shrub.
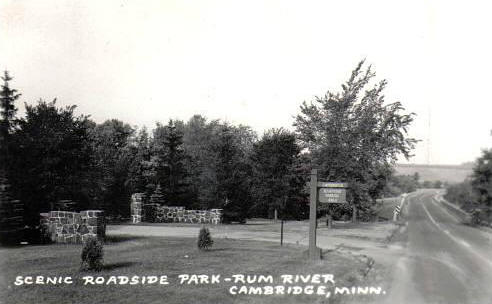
[471,209,481,226]
[81,237,104,271]
[197,227,213,250]
[444,180,476,211]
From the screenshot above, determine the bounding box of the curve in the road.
[385,190,492,304]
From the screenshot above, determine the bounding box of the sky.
[1,0,491,165]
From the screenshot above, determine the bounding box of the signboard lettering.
[318,187,346,204]
[317,182,348,188]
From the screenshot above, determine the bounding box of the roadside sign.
[307,169,349,260]
[317,182,348,188]
[318,187,346,204]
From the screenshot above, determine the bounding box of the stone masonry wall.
[130,193,222,224]
[40,210,106,244]
[130,193,143,223]
[143,204,222,224]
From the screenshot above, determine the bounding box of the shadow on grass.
[102,261,138,271]
[318,221,387,230]
[206,248,229,252]
[243,222,274,226]
[105,235,145,244]
[0,243,25,249]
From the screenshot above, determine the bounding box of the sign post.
[307,169,348,260]
[308,169,321,259]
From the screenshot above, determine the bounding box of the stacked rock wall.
[130,193,144,223]
[147,206,223,224]
[40,210,106,244]
[130,193,222,224]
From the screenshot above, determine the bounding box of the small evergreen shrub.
[149,184,165,205]
[81,237,104,271]
[197,227,213,250]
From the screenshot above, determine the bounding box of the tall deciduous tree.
[89,119,135,216]
[182,115,218,209]
[126,127,153,197]
[294,61,417,218]
[471,149,492,221]
[209,124,253,217]
[250,128,302,219]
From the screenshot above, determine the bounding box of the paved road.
[385,189,492,304]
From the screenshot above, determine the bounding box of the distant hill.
[395,163,474,184]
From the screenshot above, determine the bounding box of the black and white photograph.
[1,1,492,303]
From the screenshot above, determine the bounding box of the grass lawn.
[0,235,372,304]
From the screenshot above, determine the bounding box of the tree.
[471,149,492,222]
[250,128,302,219]
[197,227,213,250]
[81,236,104,271]
[126,127,153,196]
[181,116,257,212]
[0,176,23,244]
[89,119,135,215]
[149,184,165,205]
[294,61,417,219]
[0,71,21,185]
[0,71,20,145]
[210,124,253,218]
[444,179,476,211]
[11,100,94,225]
[0,71,23,244]
[384,173,420,196]
[421,180,432,188]
[182,115,215,209]
[151,120,190,206]
[433,180,443,189]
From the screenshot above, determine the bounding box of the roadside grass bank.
[0,236,381,304]
[435,192,492,228]
[375,196,403,221]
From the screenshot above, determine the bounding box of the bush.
[471,209,481,226]
[444,180,476,211]
[383,174,419,197]
[197,227,213,250]
[81,237,104,271]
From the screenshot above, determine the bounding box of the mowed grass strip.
[0,235,367,304]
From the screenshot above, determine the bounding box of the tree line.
[0,61,417,237]
[445,153,492,225]
[383,173,444,197]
